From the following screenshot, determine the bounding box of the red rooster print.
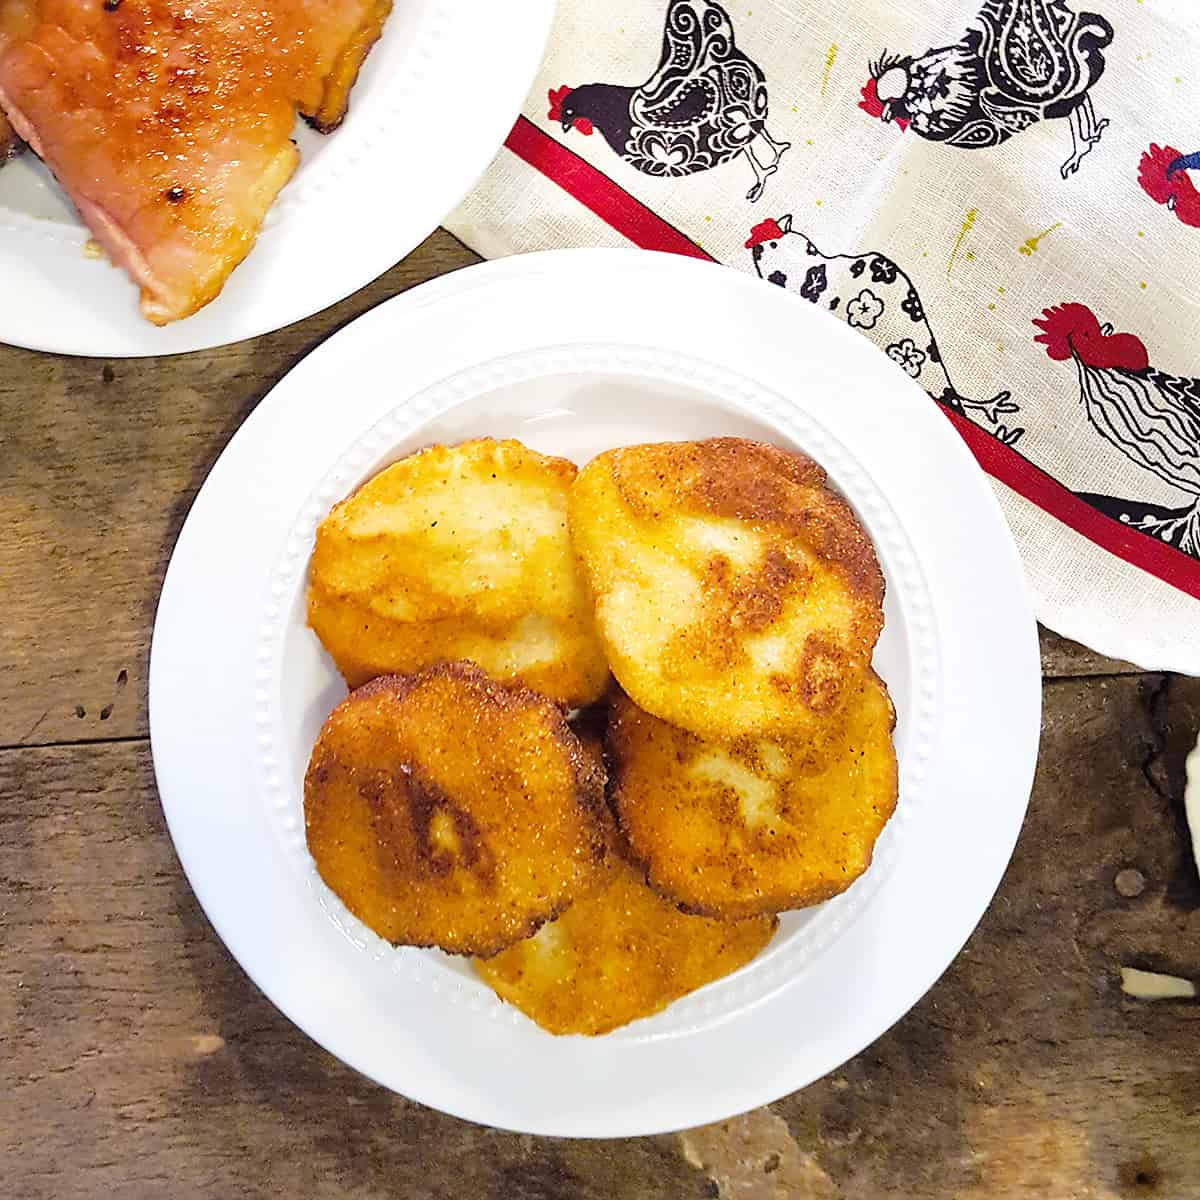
[547,0,790,201]
[1138,145,1200,230]
[862,1,1113,179]
[1034,304,1200,557]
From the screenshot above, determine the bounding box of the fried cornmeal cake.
[474,730,777,1035]
[608,673,898,919]
[568,438,884,739]
[303,663,606,957]
[308,438,609,706]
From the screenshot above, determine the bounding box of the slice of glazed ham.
[0,1,392,324]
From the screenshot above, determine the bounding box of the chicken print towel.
[447,0,1200,673]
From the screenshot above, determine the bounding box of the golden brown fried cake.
[308,581,607,703]
[474,828,776,1036]
[304,663,606,957]
[569,438,884,739]
[608,673,898,919]
[308,438,609,705]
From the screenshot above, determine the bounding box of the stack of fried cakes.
[303,436,896,1035]
[571,440,897,920]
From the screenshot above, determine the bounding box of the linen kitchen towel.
[448,0,1200,672]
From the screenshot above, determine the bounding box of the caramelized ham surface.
[0,1,392,324]
[294,0,393,132]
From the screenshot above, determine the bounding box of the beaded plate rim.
[253,342,942,1042]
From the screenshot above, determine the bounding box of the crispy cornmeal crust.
[569,438,884,739]
[304,663,606,957]
[308,438,609,706]
[475,729,776,1035]
[608,673,898,919]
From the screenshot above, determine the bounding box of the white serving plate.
[0,1,554,356]
[149,248,1041,1136]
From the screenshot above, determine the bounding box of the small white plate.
[0,1,553,357]
[149,248,1041,1136]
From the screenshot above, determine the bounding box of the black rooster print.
[1035,303,1200,557]
[547,0,790,201]
[747,216,1023,443]
[861,0,1113,179]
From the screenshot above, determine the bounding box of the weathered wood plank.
[0,232,480,751]
[3,672,1197,1199]
[1039,627,1141,680]
[0,739,705,1200]
[3,216,1196,1199]
[767,671,1200,1200]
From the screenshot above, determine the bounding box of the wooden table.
[3,233,1199,1200]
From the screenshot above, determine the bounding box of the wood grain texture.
[0,231,480,751]
[2,676,1198,1200]
[3,229,1199,1199]
[0,742,706,1200]
[1038,628,1141,679]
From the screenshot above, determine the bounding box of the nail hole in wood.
[1119,1159,1162,1195]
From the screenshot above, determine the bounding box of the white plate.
[0,1,554,357]
[149,248,1041,1136]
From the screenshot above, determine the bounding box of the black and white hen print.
[747,215,1023,442]
[629,3,771,186]
[863,0,1114,178]
[549,0,790,200]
